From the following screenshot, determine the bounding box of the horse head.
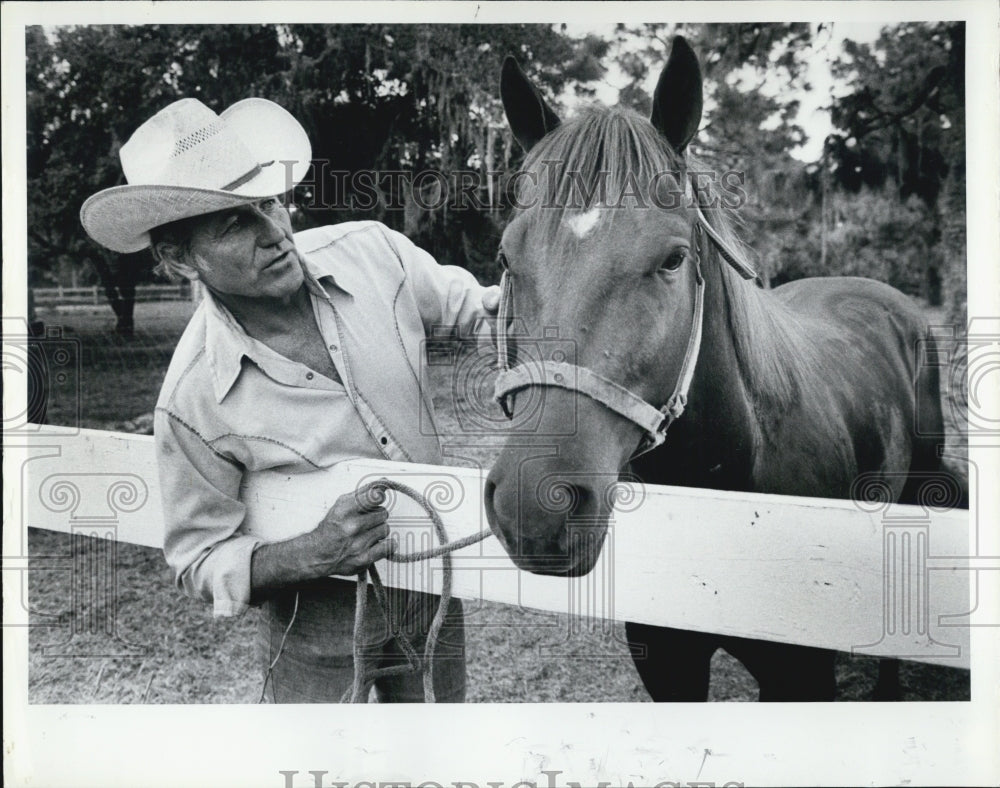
[484,37,728,576]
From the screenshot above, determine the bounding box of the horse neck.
[673,252,802,484]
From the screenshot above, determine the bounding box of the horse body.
[485,38,945,700]
[646,271,941,501]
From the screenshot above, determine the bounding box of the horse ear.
[650,36,704,153]
[501,55,561,153]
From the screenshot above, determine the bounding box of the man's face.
[185,196,304,300]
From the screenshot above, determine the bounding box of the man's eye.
[260,198,278,210]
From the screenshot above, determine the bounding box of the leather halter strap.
[493,209,755,459]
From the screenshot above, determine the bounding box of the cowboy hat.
[80,97,311,254]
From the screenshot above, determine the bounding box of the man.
[81,97,500,702]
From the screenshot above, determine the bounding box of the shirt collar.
[302,252,353,298]
[203,293,255,403]
[201,252,352,402]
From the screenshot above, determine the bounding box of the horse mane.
[693,175,827,412]
[517,104,823,412]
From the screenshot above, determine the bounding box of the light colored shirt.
[154,221,491,616]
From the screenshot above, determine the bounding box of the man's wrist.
[249,534,325,604]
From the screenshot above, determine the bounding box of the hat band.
[221,160,276,192]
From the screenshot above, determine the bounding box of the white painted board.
[22,428,971,667]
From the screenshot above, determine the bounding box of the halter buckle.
[666,392,687,421]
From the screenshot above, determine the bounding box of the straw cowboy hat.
[80,97,312,254]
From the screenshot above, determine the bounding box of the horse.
[482,37,947,701]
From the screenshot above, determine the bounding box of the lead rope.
[260,478,492,704]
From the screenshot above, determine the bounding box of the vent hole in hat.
[172,119,225,157]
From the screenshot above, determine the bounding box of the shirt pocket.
[212,382,378,472]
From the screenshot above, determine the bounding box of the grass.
[27,299,970,703]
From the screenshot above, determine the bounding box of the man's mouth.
[264,250,291,270]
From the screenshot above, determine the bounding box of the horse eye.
[497,249,510,270]
[661,249,687,272]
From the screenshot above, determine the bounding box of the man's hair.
[148,215,201,282]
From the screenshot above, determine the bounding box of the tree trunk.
[90,253,138,337]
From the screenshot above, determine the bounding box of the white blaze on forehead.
[564,208,601,239]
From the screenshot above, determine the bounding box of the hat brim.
[80,98,312,254]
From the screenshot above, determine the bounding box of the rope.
[259,590,300,703]
[261,477,492,704]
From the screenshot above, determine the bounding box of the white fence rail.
[32,284,192,306]
[14,427,973,669]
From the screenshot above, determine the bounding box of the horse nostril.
[540,480,596,520]
[568,484,595,519]
[483,477,500,528]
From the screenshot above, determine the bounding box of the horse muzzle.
[484,459,614,576]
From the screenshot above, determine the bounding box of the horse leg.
[872,658,902,701]
[625,622,718,701]
[724,637,837,701]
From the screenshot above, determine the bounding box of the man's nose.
[254,210,285,246]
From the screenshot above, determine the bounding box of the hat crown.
[81,97,311,254]
[119,98,257,188]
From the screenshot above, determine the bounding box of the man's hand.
[303,487,396,576]
[477,284,503,355]
[481,284,501,315]
[250,484,396,601]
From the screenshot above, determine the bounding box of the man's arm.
[249,491,394,603]
[155,409,394,615]
[380,226,500,338]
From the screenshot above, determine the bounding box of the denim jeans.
[257,577,466,703]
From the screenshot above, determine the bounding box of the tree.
[27,25,291,334]
[611,24,815,283]
[275,24,605,278]
[826,22,964,311]
[26,24,604,325]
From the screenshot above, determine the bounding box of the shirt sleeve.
[154,407,263,617]
[380,225,492,337]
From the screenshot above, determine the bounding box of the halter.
[493,203,757,460]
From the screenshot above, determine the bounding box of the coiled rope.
[260,477,492,704]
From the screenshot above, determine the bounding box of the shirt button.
[306,372,314,380]
[329,344,338,352]
[380,437,388,445]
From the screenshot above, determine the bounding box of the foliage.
[26,22,965,329]
[826,22,965,314]
[26,24,604,326]
[608,22,964,311]
[771,188,936,296]
[827,23,960,203]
